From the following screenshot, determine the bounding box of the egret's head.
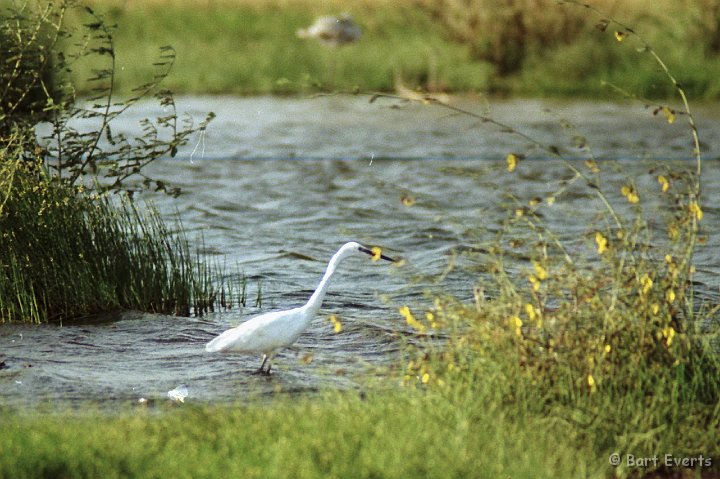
[357,243,396,262]
[334,241,396,263]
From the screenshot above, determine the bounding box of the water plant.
[0,0,223,323]
[0,146,226,322]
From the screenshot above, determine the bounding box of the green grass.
[68,2,492,96]
[514,30,720,99]
[0,387,600,479]
[64,0,720,99]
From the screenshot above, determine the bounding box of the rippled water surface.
[3,96,719,407]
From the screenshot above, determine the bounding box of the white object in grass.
[296,14,362,46]
[167,384,188,403]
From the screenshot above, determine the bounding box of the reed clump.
[0,141,221,323]
[0,1,224,323]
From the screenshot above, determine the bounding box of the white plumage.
[296,14,362,46]
[205,241,394,374]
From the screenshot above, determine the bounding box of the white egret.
[296,14,362,47]
[205,241,395,374]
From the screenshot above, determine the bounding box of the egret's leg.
[251,354,268,375]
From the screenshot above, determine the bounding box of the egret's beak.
[358,245,397,262]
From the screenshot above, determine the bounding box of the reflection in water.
[3,97,719,407]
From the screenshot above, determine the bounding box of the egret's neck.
[304,254,342,315]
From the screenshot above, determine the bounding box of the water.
[3,96,719,408]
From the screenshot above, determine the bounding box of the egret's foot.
[250,367,271,376]
[250,354,273,375]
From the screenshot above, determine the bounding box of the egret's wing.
[204,310,293,353]
[205,325,244,352]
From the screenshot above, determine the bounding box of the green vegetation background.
[76,0,720,98]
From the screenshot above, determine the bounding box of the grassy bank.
[72,0,720,98]
[1,388,599,479]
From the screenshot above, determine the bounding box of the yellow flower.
[665,255,678,278]
[587,374,597,393]
[401,194,416,206]
[666,289,676,303]
[621,185,639,204]
[651,303,660,315]
[584,159,600,173]
[524,303,536,321]
[506,153,518,172]
[604,344,612,354]
[421,372,430,384]
[658,175,670,192]
[508,316,523,337]
[595,232,608,255]
[425,311,439,329]
[528,275,541,292]
[399,306,426,333]
[525,303,542,328]
[533,261,548,280]
[614,31,626,42]
[662,326,676,346]
[640,274,653,295]
[370,246,383,262]
[661,106,676,124]
[329,314,343,333]
[689,201,703,221]
[515,208,524,217]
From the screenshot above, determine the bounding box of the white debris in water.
[167,384,188,403]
